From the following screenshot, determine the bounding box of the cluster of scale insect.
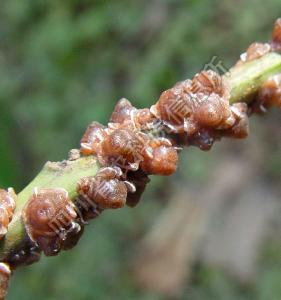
[0,18,278,300]
[0,20,280,298]
[78,17,281,210]
[76,19,281,213]
[152,70,250,150]
[78,71,252,213]
[78,98,179,216]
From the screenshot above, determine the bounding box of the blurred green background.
[0,1,280,299]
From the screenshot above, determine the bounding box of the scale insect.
[0,188,17,239]
[22,188,80,256]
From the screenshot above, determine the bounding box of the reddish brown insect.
[22,188,79,256]
[77,167,130,210]
[222,103,249,139]
[272,18,281,50]
[110,98,155,131]
[142,145,178,175]
[79,70,248,181]
[151,71,232,135]
[151,79,193,134]
[191,70,229,98]
[184,102,249,150]
[80,122,107,156]
[110,98,136,125]
[78,43,258,210]
[0,262,11,300]
[0,188,17,239]
[193,94,231,128]
[151,74,249,151]
[239,42,271,64]
[251,74,281,114]
[140,138,179,176]
[99,128,148,171]
[234,19,281,66]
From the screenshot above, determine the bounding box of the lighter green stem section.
[228,52,281,103]
[1,52,281,262]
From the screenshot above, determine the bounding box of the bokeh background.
[0,1,280,299]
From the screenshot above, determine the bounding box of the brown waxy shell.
[80,122,107,156]
[110,98,136,124]
[78,177,127,209]
[242,43,271,63]
[99,129,146,169]
[0,207,9,240]
[222,103,249,139]
[140,138,178,176]
[272,18,281,50]
[251,74,281,114]
[0,263,11,299]
[235,18,281,65]
[141,145,178,176]
[111,99,155,130]
[152,71,232,135]
[133,109,155,129]
[0,188,16,239]
[22,188,78,256]
[87,70,247,179]
[77,167,128,209]
[78,28,281,211]
[152,79,193,131]
[191,70,228,97]
[193,93,230,128]
[1,19,280,282]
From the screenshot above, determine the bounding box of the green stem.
[1,52,281,261]
[228,52,281,103]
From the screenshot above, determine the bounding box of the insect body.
[272,18,281,51]
[0,263,11,300]
[22,188,79,256]
[80,122,107,156]
[77,167,129,212]
[0,188,17,239]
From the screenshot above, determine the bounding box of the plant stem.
[228,52,281,103]
[1,52,281,262]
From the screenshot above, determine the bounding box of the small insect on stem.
[0,263,11,300]
[80,122,107,156]
[272,18,281,51]
[250,74,281,114]
[0,188,17,239]
[77,167,129,211]
[22,188,79,256]
[140,140,179,176]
